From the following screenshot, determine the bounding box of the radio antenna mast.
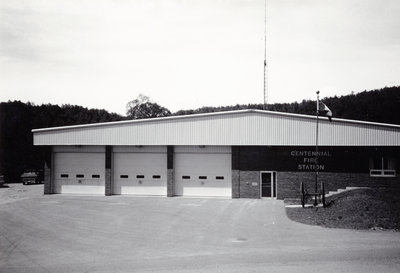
[263,0,268,110]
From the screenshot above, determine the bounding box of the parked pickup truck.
[21,170,43,185]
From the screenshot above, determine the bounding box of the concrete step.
[325,187,369,198]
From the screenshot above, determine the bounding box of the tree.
[0,101,123,183]
[126,94,171,119]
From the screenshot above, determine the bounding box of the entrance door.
[261,171,277,198]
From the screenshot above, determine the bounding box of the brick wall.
[232,170,240,198]
[239,171,260,198]
[105,168,112,196]
[43,161,52,194]
[105,146,112,196]
[43,148,52,194]
[167,146,174,197]
[167,169,174,197]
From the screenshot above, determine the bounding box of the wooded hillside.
[175,86,400,125]
[0,102,122,183]
[0,86,399,183]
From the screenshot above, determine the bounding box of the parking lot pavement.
[0,183,44,205]
[1,184,400,273]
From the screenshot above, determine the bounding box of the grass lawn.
[286,187,400,231]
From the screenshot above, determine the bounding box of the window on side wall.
[369,156,396,177]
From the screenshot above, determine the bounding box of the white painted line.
[285,204,324,208]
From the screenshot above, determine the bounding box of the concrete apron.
[0,193,399,273]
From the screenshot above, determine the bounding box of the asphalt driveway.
[1,184,400,273]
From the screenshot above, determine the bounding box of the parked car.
[21,170,44,185]
[0,175,4,186]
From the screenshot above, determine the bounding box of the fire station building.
[32,109,400,199]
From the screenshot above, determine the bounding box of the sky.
[1,0,399,115]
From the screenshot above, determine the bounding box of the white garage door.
[113,146,167,195]
[174,146,232,197]
[53,146,105,194]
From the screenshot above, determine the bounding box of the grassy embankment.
[286,188,400,231]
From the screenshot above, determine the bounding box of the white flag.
[319,102,332,121]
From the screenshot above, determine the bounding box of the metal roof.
[32,109,400,146]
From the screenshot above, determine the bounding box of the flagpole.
[314,91,320,206]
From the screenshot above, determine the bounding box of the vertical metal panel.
[113,146,167,153]
[53,145,105,153]
[34,111,400,146]
[175,146,231,154]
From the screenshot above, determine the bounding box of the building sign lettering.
[290,150,332,171]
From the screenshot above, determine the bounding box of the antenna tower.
[263,0,268,110]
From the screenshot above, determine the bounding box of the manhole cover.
[232,238,247,243]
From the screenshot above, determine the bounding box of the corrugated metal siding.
[175,146,231,154]
[53,145,105,153]
[113,145,167,153]
[33,111,400,146]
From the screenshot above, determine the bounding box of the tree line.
[0,102,122,183]
[0,86,399,183]
[174,86,400,125]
